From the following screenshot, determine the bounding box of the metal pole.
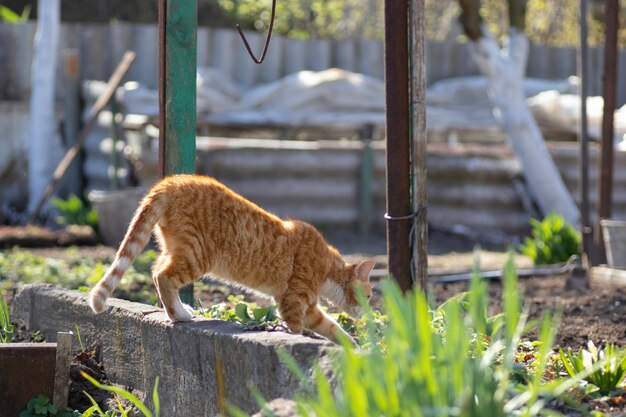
[410,0,428,290]
[594,0,619,264]
[578,0,593,262]
[158,0,198,305]
[384,0,413,292]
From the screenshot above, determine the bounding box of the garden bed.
[11,284,335,417]
[3,235,626,416]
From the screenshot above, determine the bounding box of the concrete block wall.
[12,284,335,416]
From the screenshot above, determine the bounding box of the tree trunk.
[28,0,61,214]
[465,25,580,226]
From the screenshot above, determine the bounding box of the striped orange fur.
[89,175,374,346]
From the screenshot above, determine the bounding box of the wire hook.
[236,0,277,64]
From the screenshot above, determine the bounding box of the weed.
[0,249,158,306]
[81,372,160,417]
[197,295,386,343]
[560,341,626,395]
[75,324,85,352]
[51,195,99,233]
[82,391,131,417]
[234,303,279,326]
[0,288,16,343]
[0,5,30,23]
[19,395,79,417]
[280,254,571,417]
[519,212,581,265]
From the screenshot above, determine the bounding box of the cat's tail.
[88,190,168,314]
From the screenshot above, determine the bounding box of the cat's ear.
[355,260,375,281]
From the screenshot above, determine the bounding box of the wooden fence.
[1,22,625,104]
[190,138,626,241]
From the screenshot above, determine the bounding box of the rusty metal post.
[384,0,413,292]
[578,0,594,262]
[595,0,619,261]
[158,0,198,305]
[598,0,619,218]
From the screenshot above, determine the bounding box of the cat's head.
[324,260,375,318]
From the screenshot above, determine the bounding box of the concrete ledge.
[12,284,335,416]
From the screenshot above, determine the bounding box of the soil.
[0,225,98,248]
[433,274,626,349]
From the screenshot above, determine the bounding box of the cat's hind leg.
[153,256,198,322]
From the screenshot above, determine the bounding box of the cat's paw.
[166,304,194,322]
[183,304,196,317]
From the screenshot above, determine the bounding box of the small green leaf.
[235,303,251,323]
[265,305,277,321]
[252,307,269,321]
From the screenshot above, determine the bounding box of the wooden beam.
[410,0,428,290]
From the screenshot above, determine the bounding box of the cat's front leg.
[277,294,307,335]
[304,304,359,348]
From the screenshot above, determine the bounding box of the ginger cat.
[89,175,374,346]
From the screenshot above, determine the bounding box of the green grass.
[0,248,158,305]
[560,342,626,396]
[279,254,577,417]
[20,375,160,417]
[0,288,16,343]
[519,212,581,265]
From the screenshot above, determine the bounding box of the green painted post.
[158,0,197,306]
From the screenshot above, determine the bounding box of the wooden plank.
[618,49,626,106]
[590,46,605,97]
[357,38,384,79]
[109,22,133,77]
[0,343,57,417]
[258,34,283,83]
[552,46,575,79]
[210,28,237,78]
[134,24,158,89]
[53,332,72,410]
[528,43,550,79]
[283,38,307,75]
[426,40,445,83]
[12,22,36,99]
[197,26,211,68]
[79,24,106,82]
[334,39,357,72]
[306,38,331,71]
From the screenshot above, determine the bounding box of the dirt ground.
[434,274,626,348]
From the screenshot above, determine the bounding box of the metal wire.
[384,203,428,286]
[236,0,277,64]
[383,203,428,221]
